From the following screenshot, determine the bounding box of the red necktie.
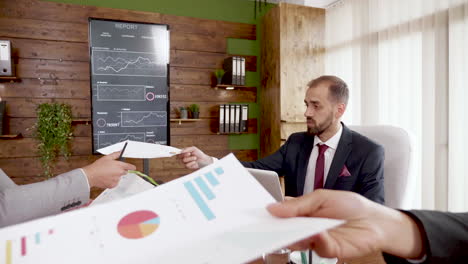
[314,144,329,190]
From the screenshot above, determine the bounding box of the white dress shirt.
[303,124,343,194]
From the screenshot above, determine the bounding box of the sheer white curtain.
[325,0,468,211]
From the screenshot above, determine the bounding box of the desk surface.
[247,251,386,264]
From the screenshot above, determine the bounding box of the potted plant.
[179,106,188,119]
[214,69,225,85]
[189,104,200,119]
[34,103,73,178]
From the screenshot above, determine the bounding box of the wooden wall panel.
[170,84,256,102]
[0,0,258,192]
[0,79,90,99]
[0,0,255,40]
[5,98,90,118]
[6,117,257,138]
[260,6,282,157]
[280,3,324,121]
[261,3,325,157]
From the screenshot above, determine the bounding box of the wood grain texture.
[260,6,282,157]
[150,149,258,183]
[0,0,259,188]
[260,3,324,157]
[279,3,324,122]
[4,98,90,118]
[5,117,257,138]
[170,84,256,102]
[0,0,255,40]
[0,78,90,99]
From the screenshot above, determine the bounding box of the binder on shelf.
[222,57,237,85]
[236,57,241,85]
[222,56,246,86]
[234,105,241,132]
[219,105,225,133]
[240,57,246,85]
[224,104,230,133]
[241,104,249,132]
[229,104,236,132]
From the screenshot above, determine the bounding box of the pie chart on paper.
[117,210,160,239]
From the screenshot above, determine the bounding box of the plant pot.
[191,111,200,119]
[180,109,188,119]
[216,77,223,85]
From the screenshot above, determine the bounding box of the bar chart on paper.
[117,210,160,239]
[3,228,54,264]
[183,166,225,221]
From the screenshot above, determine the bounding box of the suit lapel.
[296,134,315,196]
[324,123,352,189]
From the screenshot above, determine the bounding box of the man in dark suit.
[268,189,468,264]
[178,75,384,203]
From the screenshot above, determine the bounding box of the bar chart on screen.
[3,228,54,264]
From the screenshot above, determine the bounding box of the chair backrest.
[349,125,414,209]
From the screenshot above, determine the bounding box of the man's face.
[303,83,343,135]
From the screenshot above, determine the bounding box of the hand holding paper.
[97,140,181,159]
[0,154,343,264]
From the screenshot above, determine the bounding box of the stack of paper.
[0,154,343,264]
[92,173,154,205]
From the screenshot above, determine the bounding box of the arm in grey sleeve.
[0,169,90,227]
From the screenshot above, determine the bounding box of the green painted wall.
[46,0,275,154]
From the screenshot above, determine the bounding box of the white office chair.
[349,125,414,209]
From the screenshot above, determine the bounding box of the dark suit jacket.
[241,123,385,203]
[384,211,468,263]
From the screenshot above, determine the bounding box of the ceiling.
[258,0,341,8]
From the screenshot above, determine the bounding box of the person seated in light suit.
[0,152,135,227]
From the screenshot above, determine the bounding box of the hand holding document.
[0,154,344,264]
[97,140,181,159]
[92,172,155,205]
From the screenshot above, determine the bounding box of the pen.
[118,142,128,161]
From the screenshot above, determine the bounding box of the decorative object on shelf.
[0,96,5,135]
[34,103,73,178]
[179,106,188,119]
[214,68,225,85]
[188,104,200,119]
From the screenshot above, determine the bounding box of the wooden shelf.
[72,118,91,123]
[215,84,250,90]
[217,132,248,135]
[170,118,202,125]
[280,119,306,124]
[0,133,22,139]
[0,76,20,83]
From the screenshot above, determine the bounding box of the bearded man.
[178,75,385,203]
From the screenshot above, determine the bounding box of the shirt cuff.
[79,168,91,190]
[407,254,427,263]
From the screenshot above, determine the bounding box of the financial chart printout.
[89,19,170,152]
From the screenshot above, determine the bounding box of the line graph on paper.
[97,133,145,149]
[121,111,167,127]
[92,50,166,77]
[97,84,146,101]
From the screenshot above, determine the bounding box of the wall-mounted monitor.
[89,18,170,153]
